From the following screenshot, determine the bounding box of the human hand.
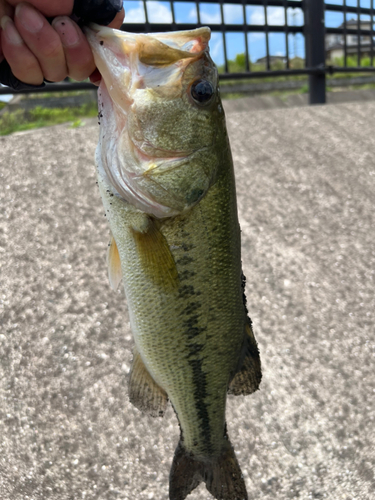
[0,0,124,86]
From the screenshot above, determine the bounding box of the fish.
[85,24,262,500]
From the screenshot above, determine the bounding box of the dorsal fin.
[106,232,122,290]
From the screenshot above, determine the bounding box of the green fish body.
[86,25,261,500]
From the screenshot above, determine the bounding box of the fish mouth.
[85,24,211,107]
[85,24,211,57]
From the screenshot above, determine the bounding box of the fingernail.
[15,3,44,33]
[53,17,79,47]
[0,16,23,45]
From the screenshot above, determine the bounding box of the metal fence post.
[304,0,326,104]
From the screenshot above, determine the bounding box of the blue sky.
[123,0,375,65]
[123,1,305,63]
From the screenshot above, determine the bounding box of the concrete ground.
[223,88,375,112]
[0,99,374,500]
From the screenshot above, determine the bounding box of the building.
[255,55,286,65]
[326,18,375,61]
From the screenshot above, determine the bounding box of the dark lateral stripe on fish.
[188,357,213,454]
[176,255,194,266]
[180,301,202,316]
[183,314,207,340]
[186,342,204,357]
[178,285,200,299]
[178,269,196,282]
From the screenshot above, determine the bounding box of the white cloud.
[125,1,173,24]
[198,8,221,24]
[267,7,285,26]
[249,6,304,26]
[223,5,243,24]
[210,37,223,60]
[287,8,304,26]
[249,7,265,25]
[187,7,198,23]
[147,2,172,23]
[124,2,145,23]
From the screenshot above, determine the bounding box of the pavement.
[222,88,375,112]
[0,99,374,500]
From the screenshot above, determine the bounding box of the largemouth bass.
[86,24,262,500]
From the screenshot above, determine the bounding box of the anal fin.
[106,232,122,291]
[129,347,168,417]
[228,319,262,396]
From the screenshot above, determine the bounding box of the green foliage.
[0,102,97,136]
[70,119,84,128]
[26,90,92,99]
[332,55,375,68]
[299,84,309,94]
[290,57,305,69]
[235,53,246,69]
[218,53,309,83]
[270,59,285,71]
[0,101,6,111]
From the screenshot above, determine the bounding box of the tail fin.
[169,438,248,500]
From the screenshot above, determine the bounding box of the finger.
[14,2,67,82]
[0,15,43,84]
[108,7,125,28]
[52,16,95,82]
[6,0,74,18]
[0,1,15,60]
[0,1,14,18]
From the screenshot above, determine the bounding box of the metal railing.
[1,0,375,104]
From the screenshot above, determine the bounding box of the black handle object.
[0,0,123,91]
[0,58,46,91]
[73,0,123,25]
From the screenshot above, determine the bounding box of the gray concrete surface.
[0,100,374,500]
[223,89,375,112]
[1,91,97,115]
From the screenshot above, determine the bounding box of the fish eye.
[190,80,214,105]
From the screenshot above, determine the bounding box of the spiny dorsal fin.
[129,347,168,418]
[228,319,262,396]
[131,217,179,291]
[106,232,122,291]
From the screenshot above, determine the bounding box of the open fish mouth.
[85,24,211,109]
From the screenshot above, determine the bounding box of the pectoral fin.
[106,232,122,291]
[129,347,168,417]
[228,319,262,396]
[131,217,179,291]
